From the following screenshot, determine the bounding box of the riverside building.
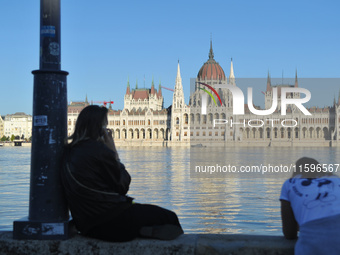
[3,112,32,140]
[0,116,4,138]
[67,43,340,147]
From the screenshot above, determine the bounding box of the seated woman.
[61,105,183,242]
[280,157,340,254]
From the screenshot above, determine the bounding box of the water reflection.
[0,146,339,235]
[0,147,30,231]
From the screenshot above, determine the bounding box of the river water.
[0,146,339,235]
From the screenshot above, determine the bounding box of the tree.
[1,136,7,141]
[10,135,15,142]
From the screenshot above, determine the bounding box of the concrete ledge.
[0,231,295,255]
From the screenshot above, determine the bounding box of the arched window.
[184,114,188,124]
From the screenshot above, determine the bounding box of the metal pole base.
[13,217,73,240]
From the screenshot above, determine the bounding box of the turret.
[158,81,162,97]
[151,76,155,95]
[266,71,271,92]
[229,58,235,85]
[126,77,130,95]
[172,61,185,109]
[294,69,298,88]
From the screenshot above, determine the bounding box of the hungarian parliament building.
[67,43,340,147]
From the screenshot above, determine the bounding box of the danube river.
[0,146,339,235]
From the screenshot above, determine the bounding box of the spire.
[135,79,138,89]
[176,60,181,85]
[126,77,130,95]
[266,71,271,91]
[151,76,155,94]
[229,58,235,85]
[209,39,214,59]
[158,80,162,97]
[173,61,185,109]
[85,94,88,104]
[295,69,298,88]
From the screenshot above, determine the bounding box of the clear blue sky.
[1,0,339,116]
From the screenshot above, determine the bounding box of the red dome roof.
[197,42,226,81]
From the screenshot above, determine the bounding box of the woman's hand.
[103,128,120,161]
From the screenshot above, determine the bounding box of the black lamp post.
[13,0,69,240]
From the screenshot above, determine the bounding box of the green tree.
[10,135,15,142]
[1,135,7,141]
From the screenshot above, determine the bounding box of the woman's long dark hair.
[68,105,108,147]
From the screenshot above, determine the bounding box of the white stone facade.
[66,44,340,147]
[0,116,4,138]
[3,112,32,139]
[170,62,190,143]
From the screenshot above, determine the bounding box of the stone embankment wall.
[0,232,296,255]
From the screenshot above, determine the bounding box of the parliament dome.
[197,42,226,81]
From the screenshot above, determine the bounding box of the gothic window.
[208,114,213,124]
[196,114,200,124]
[281,128,284,138]
[184,114,188,124]
[259,128,263,139]
[190,114,194,124]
